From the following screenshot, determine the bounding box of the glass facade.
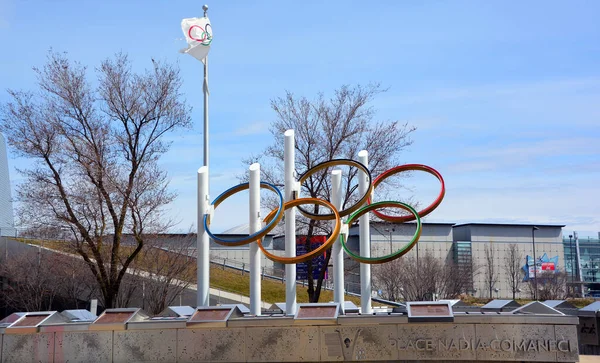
[563,235,600,296]
[453,241,472,267]
[453,241,473,290]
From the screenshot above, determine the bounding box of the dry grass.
[210,266,361,305]
[567,298,596,308]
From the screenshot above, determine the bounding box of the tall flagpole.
[196,4,210,307]
[202,4,209,168]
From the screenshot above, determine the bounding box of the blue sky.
[0,0,598,237]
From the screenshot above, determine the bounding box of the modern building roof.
[221,224,276,236]
[368,221,456,226]
[453,222,566,228]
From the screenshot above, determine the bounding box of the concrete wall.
[464,225,563,244]
[461,225,565,299]
[470,240,565,299]
[351,222,455,261]
[0,315,580,362]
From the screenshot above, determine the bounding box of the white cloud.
[232,121,269,136]
[427,174,600,233]
[446,136,600,173]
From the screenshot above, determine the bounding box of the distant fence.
[209,255,362,295]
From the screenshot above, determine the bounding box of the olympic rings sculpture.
[205,182,284,246]
[204,159,445,265]
[341,201,421,264]
[293,159,373,221]
[257,198,341,264]
[367,164,445,223]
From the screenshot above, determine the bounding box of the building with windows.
[345,221,566,299]
[564,233,600,297]
[0,133,15,237]
[453,223,565,299]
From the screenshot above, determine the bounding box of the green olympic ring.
[340,201,422,264]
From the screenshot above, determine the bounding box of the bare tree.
[483,244,498,299]
[53,254,99,309]
[503,243,523,300]
[373,251,472,301]
[0,250,63,311]
[372,255,405,301]
[244,84,415,302]
[527,270,568,300]
[437,257,477,299]
[0,247,103,312]
[0,51,191,308]
[132,235,196,315]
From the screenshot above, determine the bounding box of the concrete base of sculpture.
[0,313,579,362]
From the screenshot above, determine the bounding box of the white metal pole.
[202,5,209,168]
[331,169,345,314]
[249,163,262,315]
[358,150,372,314]
[197,4,211,308]
[197,166,210,306]
[284,130,297,315]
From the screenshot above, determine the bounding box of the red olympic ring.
[367,164,445,223]
[188,25,207,42]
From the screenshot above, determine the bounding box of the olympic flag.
[180,16,212,63]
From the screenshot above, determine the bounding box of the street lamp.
[384,228,395,254]
[532,226,539,300]
[569,234,574,286]
[416,236,419,273]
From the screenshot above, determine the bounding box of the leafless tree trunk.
[53,254,99,309]
[0,246,104,312]
[483,244,498,299]
[0,51,191,308]
[437,258,477,299]
[527,270,568,300]
[373,251,472,301]
[130,235,196,316]
[372,255,405,301]
[503,243,523,300]
[1,250,63,311]
[242,84,415,302]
